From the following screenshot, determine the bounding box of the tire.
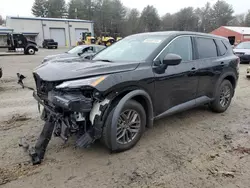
[210,80,233,113]
[102,100,146,152]
[26,47,35,55]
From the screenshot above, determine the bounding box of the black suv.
[28,31,239,164]
[42,39,58,49]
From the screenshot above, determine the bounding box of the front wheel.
[210,80,233,113]
[25,47,35,55]
[102,100,146,152]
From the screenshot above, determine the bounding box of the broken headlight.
[56,76,107,89]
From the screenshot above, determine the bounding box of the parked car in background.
[28,31,239,164]
[42,44,106,63]
[233,41,250,64]
[42,39,58,49]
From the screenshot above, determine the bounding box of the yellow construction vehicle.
[96,32,115,47]
[114,33,122,42]
[77,32,96,45]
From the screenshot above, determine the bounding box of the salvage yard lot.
[0,49,250,188]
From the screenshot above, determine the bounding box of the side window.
[196,37,218,59]
[159,36,193,62]
[216,40,227,56]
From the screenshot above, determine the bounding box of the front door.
[153,36,199,116]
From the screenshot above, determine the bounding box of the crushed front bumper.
[23,91,94,165]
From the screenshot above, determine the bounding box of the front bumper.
[33,90,93,114]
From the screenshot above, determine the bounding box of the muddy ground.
[0,49,250,188]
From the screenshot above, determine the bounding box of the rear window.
[216,40,227,56]
[196,37,218,59]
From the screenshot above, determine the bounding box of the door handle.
[191,67,197,71]
[188,67,197,76]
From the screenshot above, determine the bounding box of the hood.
[44,53,77,61]
[233,48,250,54]
[47,52,96,63]
[27,40,37,45]
[34,60,140,82]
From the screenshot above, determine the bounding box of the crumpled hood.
[233,48,250,54]
[34,60,140,82]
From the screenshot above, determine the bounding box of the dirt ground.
[0,49,250,188]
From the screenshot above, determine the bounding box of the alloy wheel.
[219,85,231,107]
[116,109,141,145]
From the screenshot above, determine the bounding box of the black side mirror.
[163,53,182,66]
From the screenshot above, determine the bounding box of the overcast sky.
[0,0,249,18]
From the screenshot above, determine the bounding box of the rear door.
[194,37,225,99]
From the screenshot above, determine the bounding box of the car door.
[153,36,199,116]
[194,37,225,99]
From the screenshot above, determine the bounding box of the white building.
[6,16,94,47]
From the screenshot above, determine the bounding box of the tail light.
[237,57,240,69]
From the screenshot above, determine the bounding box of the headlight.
[245,51,250,55]
[56,76,107,89]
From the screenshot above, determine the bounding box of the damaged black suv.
[28,31,239,164]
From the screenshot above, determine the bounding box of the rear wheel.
[210,80,233,113]
[102,100,146,152]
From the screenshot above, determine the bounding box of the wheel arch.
[109,89,154,151]
[214,72,237,97]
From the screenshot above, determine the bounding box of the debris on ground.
[0,163,39,186]
[5,114,31,125]
[224,134,233,140]
[234,147,250,155]
[207,168,236,178]
[0,114,31,131]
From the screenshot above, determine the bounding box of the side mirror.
[163,53,182,66]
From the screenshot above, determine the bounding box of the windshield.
[235,42,250,49]
[93,35,166,62]
[67,46,85,54]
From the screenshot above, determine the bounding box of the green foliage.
[31,0,250,36]
[32,0,48,17]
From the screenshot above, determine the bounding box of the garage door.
[50,28,66,46]
[75,28,89,44]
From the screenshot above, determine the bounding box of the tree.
[32,0,48,17]
[140,5,160,32]
[210,0,234,30]
[124,8,140,35]
[68,0,85,19]
[174,7,199,31]
[47,0,66,18]
[110,0,126,35]
[228,14,245,26]
[245,10,250,26]
[161,13,175,31]
[195,2,213,32]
